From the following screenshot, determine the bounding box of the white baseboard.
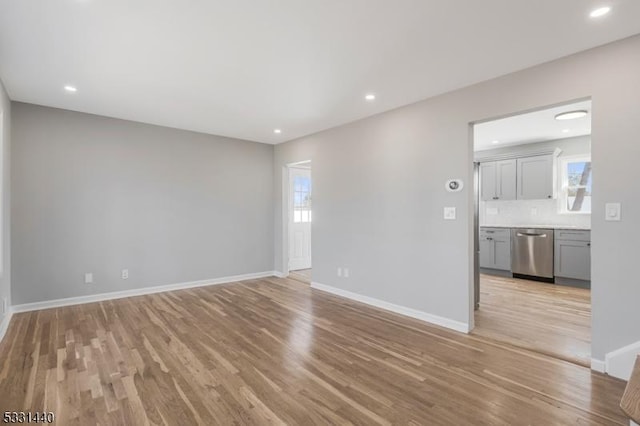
[591,358,606,373]
[272,271,287,278]
[310,281,470,333]
[605,340,640,380]
[0,308,14,344]
[11,271,278,314]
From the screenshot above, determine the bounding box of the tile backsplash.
[480,199,591,228]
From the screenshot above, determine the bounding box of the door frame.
[281,160,312,277]
[468,96,592,332]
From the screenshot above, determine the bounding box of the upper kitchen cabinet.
[480,162,497,201]
[480,159,516,201]
[517,154,554,200]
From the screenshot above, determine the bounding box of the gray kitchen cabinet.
[480,159,516,201]
[494,237,511,270]
[479,228,511,271]
[479,237,494,268]
[480,162,497,201]
[517,154,554,200]
[496,159,517,201]
[555,230,591,281]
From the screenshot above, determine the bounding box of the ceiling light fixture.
[562,129,571,133]
[64,85,77,92]
[273,129,282,134]
[365,94,376,101]
[555,110,588,121]
[492,140,499,144]
[590,6,611,18]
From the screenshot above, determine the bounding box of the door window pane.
[293,175,312,223]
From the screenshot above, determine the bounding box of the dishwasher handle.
[516,232,548,238]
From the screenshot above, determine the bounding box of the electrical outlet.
[343,268,350,278]
[84,273,93,284]
[444,207,456,220]
[122,269,129,280]
[337,267,342,277]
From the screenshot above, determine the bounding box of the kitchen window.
[559,155,592,214]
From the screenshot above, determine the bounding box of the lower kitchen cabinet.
[554,230,591,282]
[479,228,511,271]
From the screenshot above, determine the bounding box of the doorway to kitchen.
[287,161,312,284]
[472,100,592,366]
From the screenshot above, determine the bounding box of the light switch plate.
[444,207,456,220]
[605,203,621,221]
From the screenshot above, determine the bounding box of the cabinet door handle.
[547,195,552,198]
[486,237,493,241]
[587,243,591,246]
[517,232,547,238]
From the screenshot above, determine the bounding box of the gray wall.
[11,103,274,304]
[477,136,591,229]
[274,34,640,360]
[0,79,11,324]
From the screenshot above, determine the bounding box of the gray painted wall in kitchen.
[11,103,274,304]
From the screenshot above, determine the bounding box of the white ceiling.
[1,1,639,144]
[474,100,592,151]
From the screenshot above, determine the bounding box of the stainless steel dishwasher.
[511,228,554,279]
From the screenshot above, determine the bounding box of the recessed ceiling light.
[492,140,499,144]
[562,129,571,133]
[555,110,588,121]
[590,6,611,18]
[64,85,77,92]
[273,129,282,134]
[365,94,376,101]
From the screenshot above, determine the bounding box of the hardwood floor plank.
[474,274,591,366]
[0,276,627,425]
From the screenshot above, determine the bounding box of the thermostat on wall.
[445,179,464,192]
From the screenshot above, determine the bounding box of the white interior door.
[289,167,312,271]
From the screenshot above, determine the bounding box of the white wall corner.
[272,271,287,278]
[0,308,14,344]
[591,358,606,373]
[605,340,640,380]
[310,281,470,334]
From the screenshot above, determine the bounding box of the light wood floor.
[289,268,312,284]
[0,276,625,425]
[474,274,591,367]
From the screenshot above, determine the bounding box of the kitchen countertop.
[480,224,590,231]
